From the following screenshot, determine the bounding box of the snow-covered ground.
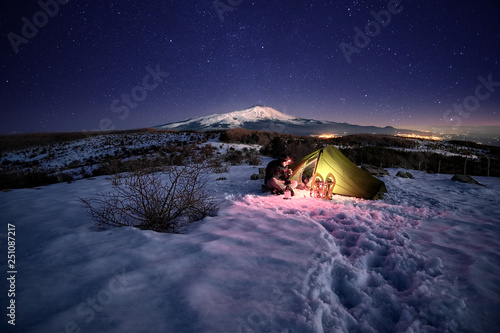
[1,158,499,332]
[0,131,211,180]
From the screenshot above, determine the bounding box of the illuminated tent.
[289,146,387,200]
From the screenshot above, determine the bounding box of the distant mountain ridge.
[153,105,422,136]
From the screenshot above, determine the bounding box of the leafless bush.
[0,168,59,189]
[244,149,262,165]
[207,154,230,173]
[224,149,244,165]
[80,163,218,233]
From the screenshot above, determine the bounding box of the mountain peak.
[153,106,421,137]
[197,105,297,127]
[233,105,297,122]
[156,106,297,130]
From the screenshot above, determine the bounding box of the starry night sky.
[1,0,499,133]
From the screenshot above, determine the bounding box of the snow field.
[0,131,210,181]
[0,159,499,332]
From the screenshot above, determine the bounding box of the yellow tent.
[289,146,387,199]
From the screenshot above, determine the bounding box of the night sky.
[1,0,499,134]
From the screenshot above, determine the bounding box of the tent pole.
[309,149,323,198]
[312,149,323,178]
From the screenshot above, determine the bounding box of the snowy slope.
[0,131,211,184]
[1,157,499,332]
[153,105,422,137]
[196,105,298,127]
[156,105,299,130]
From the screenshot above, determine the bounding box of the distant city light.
[311,134,340,139]
[396,133,443,141]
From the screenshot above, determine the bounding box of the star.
[0,0,499,133]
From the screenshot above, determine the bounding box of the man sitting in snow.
[264,154,298,195]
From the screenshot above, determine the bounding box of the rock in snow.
[451,174,485,186]
[362,164,390,177]
[396,170,415,179]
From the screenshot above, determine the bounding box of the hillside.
[1,155,499,332]
[154,105,422,137]
[1,129,499,190]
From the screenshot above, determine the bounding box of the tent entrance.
[289,146,387,200]
[292,156,318,184]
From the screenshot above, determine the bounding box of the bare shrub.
[224,149,244,165]
[244,149,262,166]
[0,168,59,189]
[206,154,229,173]
[80,163,218,233]
[198,144,216,160]
[92,157,124,177]
[261,136,286,158]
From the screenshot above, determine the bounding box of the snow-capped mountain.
[194,105,299,126]
[156,105,298,130]
[154,105,421,136]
